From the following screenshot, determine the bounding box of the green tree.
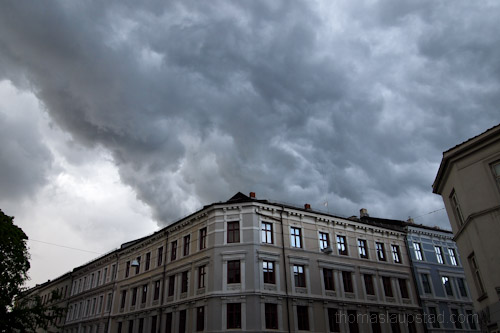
[0,209,65,332]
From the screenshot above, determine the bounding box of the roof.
[360,215,452,234]
[433,123,500,194]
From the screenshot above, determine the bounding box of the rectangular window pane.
[391,245,401,263]
[337,235,347,255]
[227,303,241,329]
[319,232,330,250]
[323,268,335,291]
[364,274,375,295]
[183,235,190,256]
[442,276,453,296]
[383,276,393,297]
[414,243,423,261]
[199,227,207,250]
[262,222,273,244]
[376,242,386,261]
[448,248,458,266]
[421,274,432,294]
[291,227,302,248]
[181,271,188,293]
[297,306,309,331]
[328,308,340,332]
[157,247,163,267]
[171,241,177,261]
[228,260,241,284]
[342,271,353,293]
[227,221,240,243]
[198,265,206,289]
[435,246,444,264]
[196,307,204,331]
[293,265,305,287]
[358,239,368,258]
[398,279,409,298]
[263,261,275,284]
[265,303,278,329]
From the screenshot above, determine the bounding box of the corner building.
[433,124,500,332]
[54,192,425,332]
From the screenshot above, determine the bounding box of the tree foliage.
[0,209,65,332]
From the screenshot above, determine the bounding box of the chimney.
[360,208,369,218]
[407,217,415,224]
[304,203,311,210]
[249,192,256,198]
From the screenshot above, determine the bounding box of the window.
[328,308,340,332]
[448,248,458,266]
[364,274,375,295]
[347,310,359,333]
[128,320,134,333]
[293,265,306,287]
[398,279,409,298]
[196,307,204,331]
[228,260,240,284]
[171,241,177,261]
[227,303,241,329]
[181,271,188,293]
[168,276,175,296]
[97,271,101,286]
[179,309,186,333]
[118,322,122,333]
[469,253,486,294]
[457,278,468,297]
[391,245,401,263]
[165,313,172,333]
[135,256,141,274]
[434,246,444,264]
[141,284,147,303]
[103,268,108,284]
[337,235,348,255]
[151,315,157,333]
[120,290,127,309]
[414,243,423,261]
[358,239,368,258]
[429,307,440,328]
[370,312,381,333]
[319,232,330,250]
[106,293,112,311]
[451,309,462,329]
[183,235,190,256]
[297,306,309,331]
[227,221,240,243]
[262,222,273,244]
[157,247,163,267]
[389,313,401,333]
[421,274,432,294]
[376,242,386,261]
[265,303,278,329]
[493,161,500,187]
[340,271,352,293]
[323,268,335,291]
[291,227,302,248]
[112,264,117,281]
[139,318,144,333]
[383,276,393,297]
[154,280,160,300]
[199,227,207,250]
[442,276,453,296]
[450,190,465,226]
[198,265,206,288]
[407,314,417,333]
[125,261,130,278]
[466,310,477,330]
[145,252,151,271]
[263,261,275,284]
[131,287,138,306]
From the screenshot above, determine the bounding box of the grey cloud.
[1,0,500,225]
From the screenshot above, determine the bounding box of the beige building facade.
[30,192,425,332]
[433,124,500,332]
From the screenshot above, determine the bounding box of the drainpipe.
[279,206,292,333]
[157,230,169,332]
[403,232,428,333]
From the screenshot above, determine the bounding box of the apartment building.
[29,192,426,332]
[433,124,500,332]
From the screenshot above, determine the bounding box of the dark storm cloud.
[1,0,499,226]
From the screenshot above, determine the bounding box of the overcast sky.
[1,1,500,287]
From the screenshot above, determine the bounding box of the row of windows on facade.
[71,264,118,296]
[419,273,469,298]
[109,306,421,333]
[413,243,459,266]
[262,222,406,264]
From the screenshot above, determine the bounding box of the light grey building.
[32,192,427,332]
